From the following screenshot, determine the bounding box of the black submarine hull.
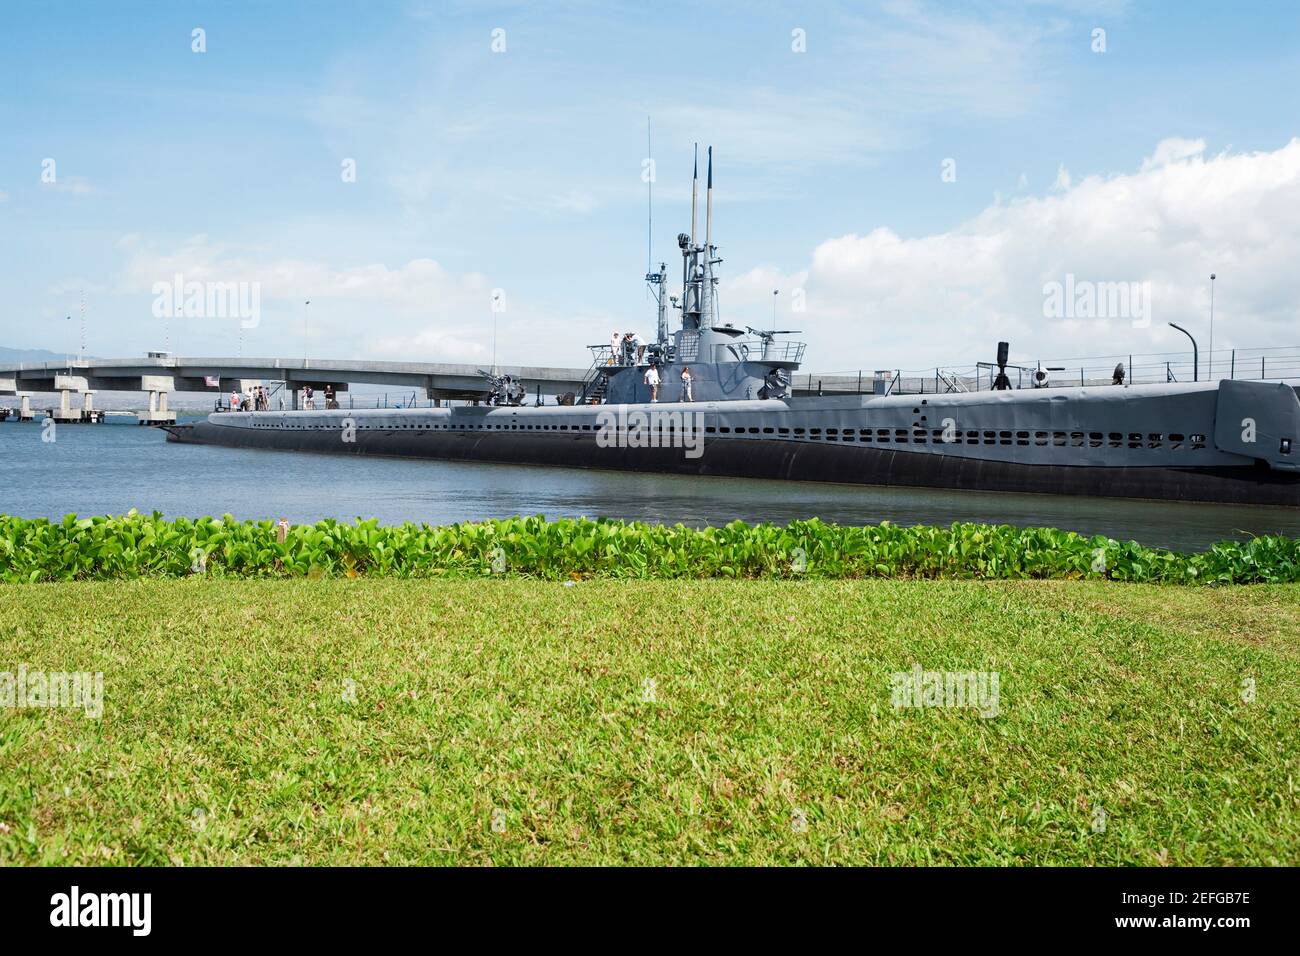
[165,421,1300,507]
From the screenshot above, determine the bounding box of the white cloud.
[110,238,636,366]
[370,329,489,363]
[116,239,507,362]
[1141,137,1207,171]
[840,1,1069,120]
[722,266,811,327]
[95,138,1300,373]
[304,0,1088,217]
[653,92,903,171]
[120,241,485,307]
[46,279,111,297]
[500,187,601,217]
[44,177,94,196]
[721,138,1300,371]
[106,138,1300,372]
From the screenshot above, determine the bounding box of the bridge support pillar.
[138,375,176,425]
[53,388,78,423]
[138,389,176,425]
[51,375,90,423]
[18,393,34,421]
[82,390,104,423]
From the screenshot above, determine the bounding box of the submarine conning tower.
[595,145,806,406]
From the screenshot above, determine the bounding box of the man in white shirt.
[644,364,661,402]
[610,331,621,365]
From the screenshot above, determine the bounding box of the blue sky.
[2,0,1298,371]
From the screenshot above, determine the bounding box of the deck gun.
[478,369,526,406]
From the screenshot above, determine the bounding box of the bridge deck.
[0,356,591,399]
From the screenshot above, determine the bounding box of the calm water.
[2,417,1297,551]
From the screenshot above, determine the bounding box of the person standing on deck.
[680,366,693,402]
[610,331,621,366]
[644,364,661,402]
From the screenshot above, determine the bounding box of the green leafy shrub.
[0,511,1296,584]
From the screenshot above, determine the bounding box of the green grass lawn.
[0,579,1296,865]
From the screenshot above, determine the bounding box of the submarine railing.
[799,346,1300,396]
[578,346,619,405]
[733,339,806,364]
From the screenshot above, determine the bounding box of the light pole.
[1208,273,1216,380]
[303,299,311,366]
[1169,322,1198,382]
[491,290,501,374]
[772,289,778,330]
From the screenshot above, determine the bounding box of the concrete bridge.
[0,355,591,424]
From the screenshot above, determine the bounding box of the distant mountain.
[0,346,88,364]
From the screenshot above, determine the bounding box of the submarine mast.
[700,146,716,330]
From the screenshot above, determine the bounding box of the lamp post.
[772,289,778,330]
[1169,322,1198,382]
[303,299,311,366]
[1208,273,1216,380]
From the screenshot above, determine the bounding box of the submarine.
[165,148,1300,507]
